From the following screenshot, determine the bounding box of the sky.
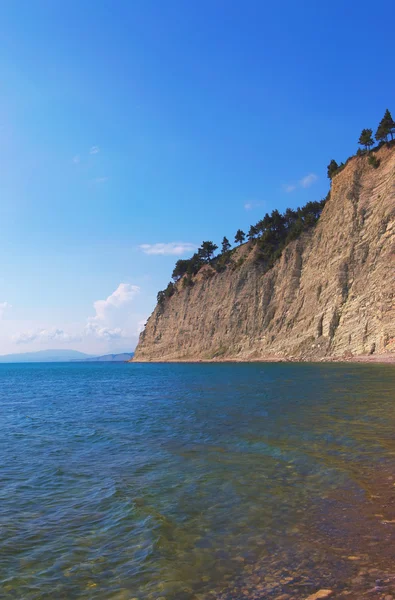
[0,0,394,355]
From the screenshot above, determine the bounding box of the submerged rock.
[305,591,333,600]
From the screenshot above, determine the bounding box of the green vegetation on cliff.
[375,109,395,143]
[327,109,395,180]
[157,195,328,305]
[157,109,394,306]
[358,128,374,152]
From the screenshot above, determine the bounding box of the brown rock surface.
[134,145,395,362]
[304,591,333,600]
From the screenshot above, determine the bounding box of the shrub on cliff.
[213,251,231,273]
[182,274,194,288]
[165,282,175,297]
[368,154,380,169]
[157,290,166,305]
[157,281,176,305]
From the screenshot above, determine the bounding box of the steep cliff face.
[134,145,395,362]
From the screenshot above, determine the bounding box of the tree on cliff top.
[172,259,190,281]
[198,241,218,263]
[327,159,339,179]
[221,236,231,254]
[235,229,245,245]
[358,128,374,151]
[375,109,395,143]
[270,209,286,235]
[247,224,258,241]
[187,253,204,275]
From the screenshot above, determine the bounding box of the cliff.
[134,145,395,362]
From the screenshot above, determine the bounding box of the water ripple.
[0,362,394,599]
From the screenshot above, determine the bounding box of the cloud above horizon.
[9,283,146,351]
[90,146,100,154]
[283,172,318,193]
[85,283,141,340]
[139,242,196,256]
[13,328,81,345]
[0,302,12,319]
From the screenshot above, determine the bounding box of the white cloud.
[12,331,37,344]
[73,146,99,163]
[13,328,81,345]
[8,284,145,352]
[92,283,140,318]
[300,173,318,188]
[139,242,196,256]
[0,302,11,318]
[86,283,140,340]
[84,323,123,340]
[244,200,265,211]
[283,173,318,193]
[91,176,108,185]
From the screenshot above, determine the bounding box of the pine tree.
[375,109,395,143]
[387,109,395,140]
[247,225,258,241]
[234,229,245,245]
[198,241,218,263]
[327,159,339,179]
[375,122,387,143]
[284,207,298,229]
[270,209,285,234]
[221,236,231,254]
[187,253,203,275]
[172,259,190,281]
[358,128,374,151]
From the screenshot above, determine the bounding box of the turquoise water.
[1,362,395,599]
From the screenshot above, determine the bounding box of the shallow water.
[0,362,394,599]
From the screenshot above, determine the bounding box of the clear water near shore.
[1,362,395,599]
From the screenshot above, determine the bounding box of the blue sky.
[0,0,393,354]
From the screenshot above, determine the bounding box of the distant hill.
[72,353,134,362]
[0,349,95,363]
[0,349,135,364]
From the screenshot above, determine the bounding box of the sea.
[1,362,395,599]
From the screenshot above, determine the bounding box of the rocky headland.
[134,144,395,363]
